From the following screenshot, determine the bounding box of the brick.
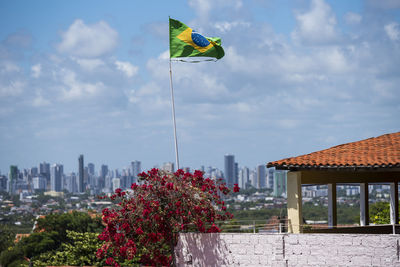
[352,255,372,266]
[254,244,264,255]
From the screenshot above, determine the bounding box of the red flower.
[136,227,144,235]
[233,184,240,193]
[105,257,115,265]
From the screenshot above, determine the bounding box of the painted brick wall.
[174,233,400,267]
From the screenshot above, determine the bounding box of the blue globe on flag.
[191,31,210,47]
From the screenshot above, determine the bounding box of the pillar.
[360,183,369,226]
[287,171,302,233]
[390,182,399,225]
[328,183,337,228]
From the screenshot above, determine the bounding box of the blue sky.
[0,0,399,173]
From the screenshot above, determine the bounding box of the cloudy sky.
[0,0,399,173]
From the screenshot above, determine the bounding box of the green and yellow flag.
[169,18,225,60]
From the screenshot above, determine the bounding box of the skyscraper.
[39,162,50,189]
[88,163,95,176]
[224,154,235,188]
[131,160,141,183]
[162,162,174,173]
[78,155,84,193]
[273,170,287,197]
[257,165,266,189]
[50,164,63,192]
[8,165,18,194]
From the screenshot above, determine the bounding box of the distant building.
[273,170,287,197]
[162,162,174,173]
[88,163,95,176]
[50,164,63,192]
[131,160,141,183]
[39,162,50,189]
[267,168,274,189]
[8,165,19,194]
[112,178,121,192]
[65,173,77,193]
[0,175,7,191]
[224,154,235,188]
[78,155,84,193]
[250,169,257,188]
[257,165,266,189]
[32,176,47,191]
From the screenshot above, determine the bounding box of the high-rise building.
[0,175,7,191]
[273,170,287,197]
[267,168,274,189]
[65,173,77,193]
[39,162,50,189]
[50,164,63,192]
[131,161,141,183]
[224,154,235,188]
[257,165,266,189]
[250,169,257,188]
[239,167,250,189]
[8,165,18,194]
[162,162,174,173]
[88,163,95,176]
[78,155,84,193]
[50,164,64,192]
[32,176,47,191]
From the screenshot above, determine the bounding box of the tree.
[31,230,104,267]
[370,202,391,224]
[97,168,239,266]
[0,211,104,267]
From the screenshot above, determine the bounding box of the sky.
[0,0,399,174]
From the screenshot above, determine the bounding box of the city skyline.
[1,1,399,176]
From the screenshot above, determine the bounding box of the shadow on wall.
[175,233,234,266]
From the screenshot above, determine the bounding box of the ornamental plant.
[97,168,239,266]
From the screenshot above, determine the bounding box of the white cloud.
[384,22,400,41]
[1,61,20,73]
[115,60,138,77]
[188,0,243,21]
[0,80,24,97]
[57,19,118,58]
[59,69,105,100]
[214,21,250,33]
[344,12,362,25]
[292,0,338,44]
[32,94,50,107]
[75,58,105,71]
[31,64,41,78]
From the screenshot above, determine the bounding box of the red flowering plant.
[97,168,238,266]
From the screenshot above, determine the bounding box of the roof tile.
[267,132,400,170]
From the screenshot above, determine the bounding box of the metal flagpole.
[169,58,180,170]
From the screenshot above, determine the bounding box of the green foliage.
[0,247,26,267]
[18,231,59,258]
[0,225,15,253]
[370,202,391,224]
[31,230,104,267]
[36,211,103,243]
[1,211,103,267]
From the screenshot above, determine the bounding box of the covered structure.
[267,132,400,233]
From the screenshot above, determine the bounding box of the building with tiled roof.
[267,132,400,170]
[267,132,400,234]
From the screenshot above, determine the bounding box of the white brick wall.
[174,233,400,267]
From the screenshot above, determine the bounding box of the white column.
[287,172,302,233]
[390,182,399,225]
[360,183,369,226]
[328,183,337,228]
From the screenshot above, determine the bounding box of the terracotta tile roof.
[267,132,400,170]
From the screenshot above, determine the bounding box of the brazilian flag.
[169,18,225,60]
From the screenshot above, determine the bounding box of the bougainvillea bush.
[97,168,240,266]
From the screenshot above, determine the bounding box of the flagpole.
[169,58,180,170]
